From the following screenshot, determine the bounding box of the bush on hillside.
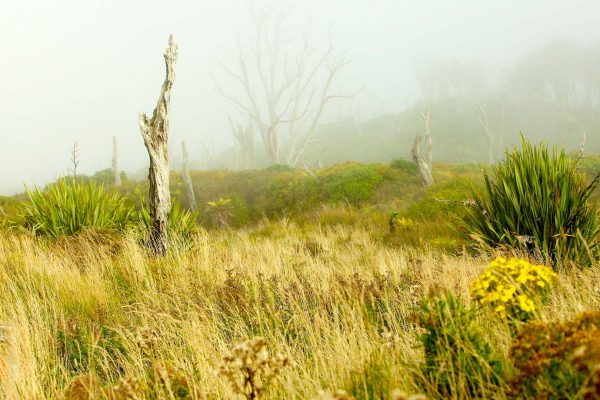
[464,138,600,268]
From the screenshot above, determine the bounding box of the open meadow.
[0,147,599,399]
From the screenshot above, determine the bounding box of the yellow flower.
[470,257,556,319]
[518,295,535,313]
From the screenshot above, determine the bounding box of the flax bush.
[18,178,134,238]
[464,138,600,268]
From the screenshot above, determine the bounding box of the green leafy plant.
[464,138,600,268]
[17,178,134,238]
[415,294,505,398]
[509,311,600,399]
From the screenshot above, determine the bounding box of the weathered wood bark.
[411,109,434,186]
[112,136,121,186]
[181,140,197,211]
[139,35,178,255]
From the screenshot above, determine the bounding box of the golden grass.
[0,222,598,399]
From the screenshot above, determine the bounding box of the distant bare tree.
[138,35,178,255]
[411,109,434,186]
[228,116,254,170]
[476,102,495,164]
[112,136,121,186]
[181,141,197,211]
[217,6,350,166]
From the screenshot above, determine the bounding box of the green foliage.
[92,168,128,186]
[0,196,21,226]
[18,178,134,238]
[390,158,418,175]
[464,138,600,268]
[262,164,295,173]
[318,163,386,205]
[57,322,127,378]
[509,311,600,399]
[416,294,505,398]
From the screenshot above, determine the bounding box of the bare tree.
[476,102,495,164]
[112,136,121,186]
[411,109,434,186]
[181,140,197,211]
[138,35,178,255]
[217,6,350,166]
[228,116,254,170]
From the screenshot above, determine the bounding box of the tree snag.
[139,35,178,255]
[181,140,197,211]
[412,109,434,186]
[476,102,495,164]
[112,136,121,186]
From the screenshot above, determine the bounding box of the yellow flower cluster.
[470,257,557,317]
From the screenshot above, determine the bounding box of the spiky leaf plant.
[18,178,134,238]
[464,138,599,268]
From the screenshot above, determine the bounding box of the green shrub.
[416,294,505,398]
[464,138,600,268]
[390,158,418,175]
[509,311,600,399]
[18,178,134,238]
[319,163,386,205]
[92,168,128,186]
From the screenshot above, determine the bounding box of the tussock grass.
[0,222,597,398]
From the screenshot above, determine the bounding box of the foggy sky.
[1,0,599,194]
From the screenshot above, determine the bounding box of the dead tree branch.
[138,35,178,255]
[411,109,434,186]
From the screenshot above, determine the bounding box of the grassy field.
[0,153,598,399]
[0,221,598,399]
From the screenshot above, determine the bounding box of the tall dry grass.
[0,221,597,399]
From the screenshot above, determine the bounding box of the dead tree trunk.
[138,35,178,255]
[112,136,121,186]
[411,109,434,186]
[181,140,197,211]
